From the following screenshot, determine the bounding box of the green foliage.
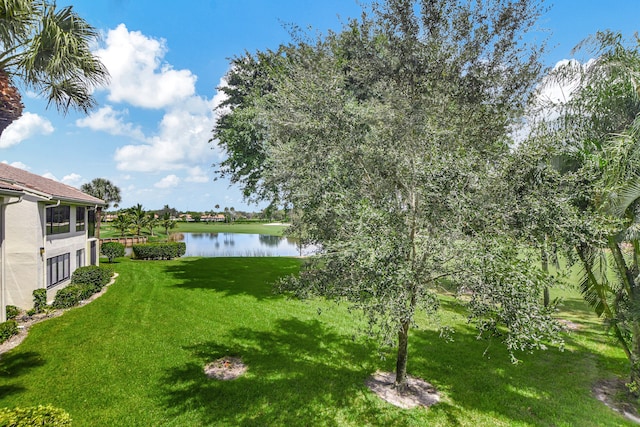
[100,242,125,263]
[52,285,83,309]
[224,0,554,385]
[80,178,121,210]
[71,265,112,288]
[0,320,17,344]
[0,405,71,426]
[32,289,46,314]
[4,306,19,321]
[132,242,186,260]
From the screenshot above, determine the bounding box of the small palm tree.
[146,212,160,236]
[0,1,109,135]
[112,211,132,237]
[127,204,148,236]
[161,212,176,238]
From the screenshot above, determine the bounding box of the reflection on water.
[175,232,312,257]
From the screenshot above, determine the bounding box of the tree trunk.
[395,320,410,390]
[541,245,550,307]
[0,70,23,136]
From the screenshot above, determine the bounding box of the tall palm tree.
[81,178,122,210]
[0,0,109,135]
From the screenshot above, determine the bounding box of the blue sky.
[1,0,639,213]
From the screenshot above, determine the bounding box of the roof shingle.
[0,163,105,205]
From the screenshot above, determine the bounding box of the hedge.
[53,266,114,310]
[0,405,71,426]
[71,266,112,289]
[132,242,186,260]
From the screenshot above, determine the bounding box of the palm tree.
[81,178,122,210]
[0,1,109,135]
[126,204,147,236]
[531,31,640,392]
[146,212,159,236]
[112,211,132,237]
[161,212,176,238]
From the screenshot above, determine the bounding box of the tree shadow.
[0,351,45,398]
[157,317,411,426]
[162,257,300,300]
[408,323,630,426]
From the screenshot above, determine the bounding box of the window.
[46,205,70,235]
[88,209,96,237]
[76,249,84,268]
[47,253,70,288]
[76,207,85,231]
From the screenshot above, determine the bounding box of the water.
[175,232,311,257]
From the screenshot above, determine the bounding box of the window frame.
[46,205,71,235]
[76,206,85,232]
[46,253,70,289]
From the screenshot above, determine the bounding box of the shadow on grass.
[158,317,410,426]
[162,257,300,300]
[409,322,630,426]
[0,351,45,398]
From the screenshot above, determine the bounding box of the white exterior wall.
[4,198,97,309]
[4,194,44,309]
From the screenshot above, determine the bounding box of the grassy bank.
[0,257,632,426]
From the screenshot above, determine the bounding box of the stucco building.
[0,163,104,320]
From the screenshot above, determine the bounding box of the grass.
[0,256,634,426]
[99,221,289,240]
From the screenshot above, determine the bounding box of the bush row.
[52,265,113,310]
[132,242,186,260]
[0,405,71,426]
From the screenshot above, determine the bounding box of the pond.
[173,232,312,257]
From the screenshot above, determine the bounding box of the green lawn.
[0,256,633,426]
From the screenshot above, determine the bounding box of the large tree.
[0,0,108,135]
[81,178,122,210]
[216,0,561,390]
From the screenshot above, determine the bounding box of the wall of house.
[4,194,43,309]
[4,198,96,309]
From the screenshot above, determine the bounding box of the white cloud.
[185,166,210,183]
[76,105,145,140]
[95,24,196,109]
[42,172,57,181]
[0,113,54,148]
[2,161,29,170]
[61,173,83,187]
[114,97,218,172]
[155,174,180,188]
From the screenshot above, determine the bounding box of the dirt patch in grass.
[204,356,247,380]
[0,273,119,356]
[594,378,640,424]
[365,371,440,409]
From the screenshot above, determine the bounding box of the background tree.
[125,204,148,236]
[146,212,159,236]
[217,0,560,390]
[81,178,122,210]
[0,0,109,135]
[520,31,640,392]
[161,212,176,237]
[112,211,132,237]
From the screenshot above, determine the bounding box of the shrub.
[100,242,125,263]
[0,320,18,344]
[52,286,83,309]
[132,242,186,260]
[71,266,112,290]
[5,306,19,321]
[32,289,47,314]
[0,404,71,426]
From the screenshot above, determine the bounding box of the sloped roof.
[0,163,105,205]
